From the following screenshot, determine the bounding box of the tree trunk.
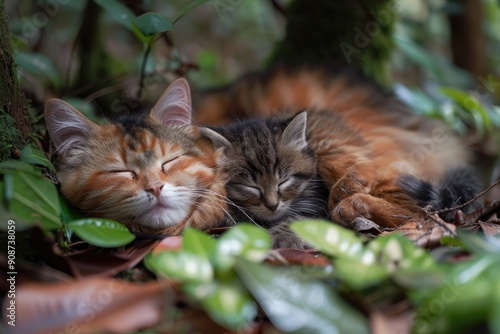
[0,0,30,161]
[448,0,487,79]
[271,0,397,86]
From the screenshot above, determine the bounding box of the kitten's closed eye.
[278,178,294,189]
[110,170,137,180]
[162,156,180,172]
[229,182,261,198]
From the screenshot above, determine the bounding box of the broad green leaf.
[145,251,213,283]
[0,170,61,231]
[59,196,85,224]
[439,86,492,134]
[3,173,14,203]
[66,218,135,248]
[393,83,438,116]
[19,144,55,172]
[0,160,38,175]
[132,12,172,37]
[187,280,257,330]
[214,224,271,275]
[291,220,364,259]
[392,269,446,289]
[367,234,436,270]
[452,256,498,285]
[336,234,437,289]
[173,0,210,23]
[236,259,369,334]
[15,51,60,88]
[182,227,216,261]
[94,0,136,30]
[413,275,495,334]
[489,299,500,334]
[0,180,33,231]
[457,230,500,254]
[335,258,389,290]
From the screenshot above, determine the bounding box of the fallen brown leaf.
[387,212,456,249]
[4,278,172,334]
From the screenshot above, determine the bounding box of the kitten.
[45,79,229,235]
[207,112,329,248]
[194,66,483,228]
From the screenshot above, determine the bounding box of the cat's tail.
[398,168,484,221]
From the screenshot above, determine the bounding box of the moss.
[0,0,29,161]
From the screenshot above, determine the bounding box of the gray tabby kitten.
[207,112,329,248]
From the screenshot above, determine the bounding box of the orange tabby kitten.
[194,66,482,228]
[45,79,229,235]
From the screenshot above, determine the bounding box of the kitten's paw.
[330,193,409,228]
[330,172,370,204]
[331,194,371,227]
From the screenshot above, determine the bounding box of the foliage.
[0,145,135,247]
[2,0,500,333]
[392,0,500,138]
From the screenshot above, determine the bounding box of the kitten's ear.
[150,78,192,126]
[281,111,308,150]
[44,99,96,155]
[199,127,231,149]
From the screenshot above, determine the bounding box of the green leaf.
[182,227,217,261]
[214,224,271,276]
[3,173,14,204]
[173,0,210,23]
[66,218,135,248]
[0,170,61,231]
[394,37,442,79]
[187,280,257,330]
[0,160,38,175]
[394,83,439,116]
[335,258,389,289]
[236,259,369,334]
[413,274,495,334]
[15,51,60,88]
[290,220,364,259]
[145,251,213,283]
[19,144,55,172]
[457,230,500,254]
[367,234,437,270]
[439,86,492,135]
[132,12,172,37]
[59,196,85,224]
[94,0,136,30]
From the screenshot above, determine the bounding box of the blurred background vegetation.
[1,2,500,332]
[2,0,500,187]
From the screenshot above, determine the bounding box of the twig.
[425,212,457,236]
[136,41,153,100]
[430,179,500,215]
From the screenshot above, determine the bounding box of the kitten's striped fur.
[45,79,228,235]
[211,112,328,226]
[194,66,482,227]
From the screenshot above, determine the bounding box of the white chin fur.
[133,184,193,229]
[139,206,190,229]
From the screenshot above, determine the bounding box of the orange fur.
[194,67,469,227]
[45,79,228,236]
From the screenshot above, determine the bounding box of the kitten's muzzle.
[146,183,164,198]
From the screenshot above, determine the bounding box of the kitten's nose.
[264,201,279,212]
[147,183,164,198]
